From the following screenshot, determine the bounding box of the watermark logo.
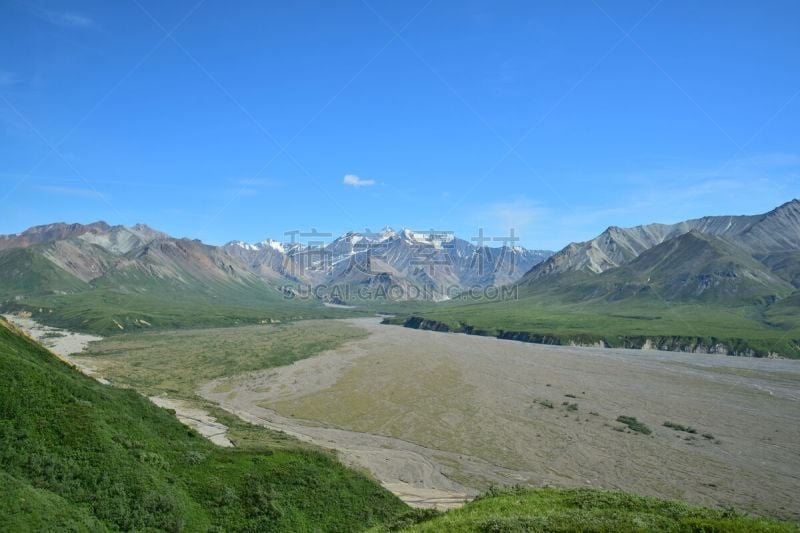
[272,227,523,302]
[280,282,519,303]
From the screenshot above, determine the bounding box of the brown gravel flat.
[201,317,800,518]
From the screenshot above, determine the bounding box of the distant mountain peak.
[259,239,285,253]
[0,221,555,300]
[769,198,800,215]
[131,222,159,233]
[228,240,259,251]
[399,228,455,246]
[520,198,800,283]
[226,238,286,253]
[377,227,397,241]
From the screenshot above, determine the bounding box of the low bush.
[616,416,652,435]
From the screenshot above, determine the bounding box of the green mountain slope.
[760,251,800,288]
[557,230,795,304]
[0,317,405,531]
[0,247,88,298]
[0,236,364,334]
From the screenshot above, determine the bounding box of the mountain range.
[1,200,798,355]
[225,228,551,300]
[518,199,800,303]
[0,222,552,328]
[392,199,800,358]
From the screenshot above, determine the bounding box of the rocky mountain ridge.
[523,199,800,283]
[0,223,552,301]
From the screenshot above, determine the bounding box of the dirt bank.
[2,313,109,384]
[149,396,233,447]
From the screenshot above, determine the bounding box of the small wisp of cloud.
[225,177,281,198]
[343,174,375,187]
[45,10,93,28]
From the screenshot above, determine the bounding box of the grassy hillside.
[0,247,88,297]
[378,487,797,532]
[0,317,406,531]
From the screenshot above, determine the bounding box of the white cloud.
[343,174,375,187]
[45,10,93,28]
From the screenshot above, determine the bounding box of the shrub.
[616,416,651,435]
[183,451,206,465]
[664,421,697,434]
[386,508,442,530]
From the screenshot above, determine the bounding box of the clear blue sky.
[1,0,798,250]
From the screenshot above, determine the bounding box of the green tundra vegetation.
[0,280,363,336]
[374,487,798,532]
[0,317,405,531]
[78,320,370,398]
[388,293,800,358]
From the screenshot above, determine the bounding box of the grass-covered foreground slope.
[0,317,406,531]
[378,487,797,532]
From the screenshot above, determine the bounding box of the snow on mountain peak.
[377,228,397,241]
[229,240,259,251]
[341,232,365,244]
[259,239,285,253]
[227,239,285,252]
[400,228,454,246]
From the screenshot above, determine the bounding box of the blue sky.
[1,0,798,250]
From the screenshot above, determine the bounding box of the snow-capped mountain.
[225,227,553,298]
[0,222,552,304]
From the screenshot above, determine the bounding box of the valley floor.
[196,318,800,519]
